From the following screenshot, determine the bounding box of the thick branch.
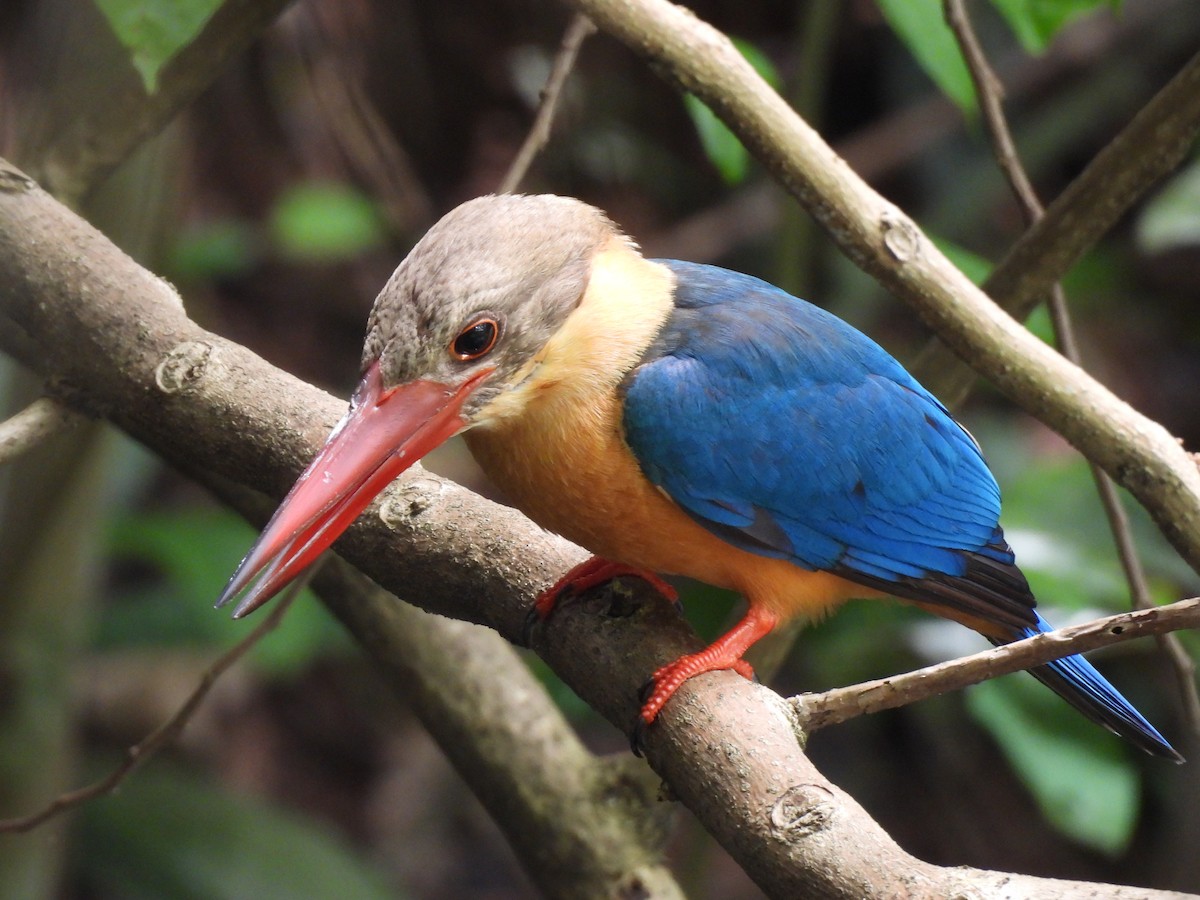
[0,161,1192,899]
[317,555,682,899]
[199,473,682,899]
[561,0,1200,581]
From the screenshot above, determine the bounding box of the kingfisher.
[217,193,1180,760]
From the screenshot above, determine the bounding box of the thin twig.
[943,0,1039,215]
[795,597,1200,733]
[0,565,307,834]
[945,0,1200,737]
[288,4,434,231]
[497,13,595,194]
[0,396,82,464]
[916,45,1200,405]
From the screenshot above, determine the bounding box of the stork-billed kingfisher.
[218,194,1180,761]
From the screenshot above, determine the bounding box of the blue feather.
[624,260,1002,581]
[619,260,1180,760]
[1006,614,1179,761]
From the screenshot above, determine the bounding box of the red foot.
[533,556,679,620]
[639,605,779,724]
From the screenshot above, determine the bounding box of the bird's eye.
[451,318,499,360]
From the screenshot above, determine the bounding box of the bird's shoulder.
[637,259,913,391]
[619,261,1020,611]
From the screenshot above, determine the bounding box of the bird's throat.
[469,238,675,426]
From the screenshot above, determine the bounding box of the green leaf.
[966,674,1139,854]
[170,218,260,281]
[685,39,780,184]
[876,0,976,111]
[94,0,224,93]
[269,182,385,262]
[105,507,346,674]
[78,765,399,899]
[1136,156,1200,255]
[994,455,1191,611]
[930,235,992,285]
[990,0,1121,53]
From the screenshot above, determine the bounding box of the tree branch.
[1,157,1193,898]
[0,396,81,464]
[199,472,684,899]
[556,0,1200,591]
[797,598,1200,733]
[317,556,683,899]
[944,0,1200,748]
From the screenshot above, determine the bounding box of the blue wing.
[621,261,1179,761]
[622,260,1034,630]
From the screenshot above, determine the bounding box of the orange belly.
[463,238,871,621]
[464,390,869,622]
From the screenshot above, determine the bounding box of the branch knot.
[154,341,216,394]
[769,783,835,838]
[880,209,921,263]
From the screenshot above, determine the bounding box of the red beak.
[216,360,492,618]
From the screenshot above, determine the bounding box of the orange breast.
[464,239,869,621]
[465,388,864,621]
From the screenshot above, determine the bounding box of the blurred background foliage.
[1,0,1200,896]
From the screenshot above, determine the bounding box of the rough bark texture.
[2,159,1195,898]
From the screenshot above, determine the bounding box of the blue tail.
[1002,613,1182,762]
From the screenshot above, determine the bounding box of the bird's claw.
[630,715,650,757]
[527,557,679,644]
[520,605,543,646]
[629,653,758,755]
[630,678,661,756]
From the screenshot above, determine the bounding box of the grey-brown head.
[363,193,620,420]
[217,194,623,617]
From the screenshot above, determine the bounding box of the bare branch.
[557,0,1200,587]
[498,13,596,194]
[199,469,684,899]
[796,598,1200,733]
[945,0,1200,738]
[0,396,82,464]
[315,556,683,899]
[0,567,301,834]
[943,0,1039,217]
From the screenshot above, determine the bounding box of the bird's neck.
[471,237,675,426]
[462,239,682,566]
